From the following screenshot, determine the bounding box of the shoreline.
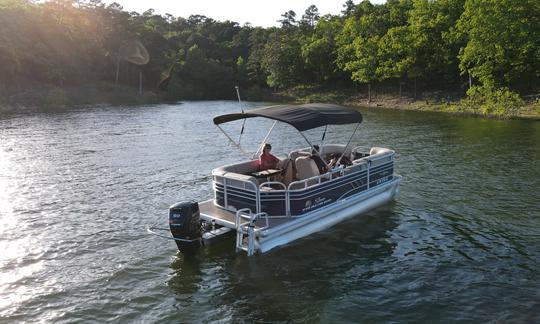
[344,98,540,121]
[278,87,540,121]
[2,84,539,120]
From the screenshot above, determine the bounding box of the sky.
[104,0,386,27]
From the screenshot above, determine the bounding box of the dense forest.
[1,0,540,115]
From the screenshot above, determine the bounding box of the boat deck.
[199,199,290,229]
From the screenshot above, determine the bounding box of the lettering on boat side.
[376,176,389,185]
[302,197,333,212]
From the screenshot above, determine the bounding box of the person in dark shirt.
[311,145,328,174]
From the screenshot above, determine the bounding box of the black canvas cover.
[213,103,362,131]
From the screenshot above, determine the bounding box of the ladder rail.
[235,209,268,256]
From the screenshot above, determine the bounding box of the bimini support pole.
[235,86,247,145]
[336,122,360,164]
[320,125,328,156]
[252,120,278,159]
[300,129,331,170]
[298,130,315,151]
[216,124,251,159]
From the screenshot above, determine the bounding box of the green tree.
[342,0,356,17]
[278,10,297,28]
[301,15,344,82]
[456,0,540,89]
[301,5,320,28]
[336,1,390,101]
[407,0,465,88]
[261,30,303,89]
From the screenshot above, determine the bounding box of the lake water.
[1,101,539,322]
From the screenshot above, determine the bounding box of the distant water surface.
[0,101,539,322]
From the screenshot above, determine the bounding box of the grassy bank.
[0,83,287,113]
[2,83,539,121]
[277,85,540,120]
[0,83,169,113]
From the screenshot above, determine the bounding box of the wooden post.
[399,80,402,103]
[115,57,120,88]
[139,70,143,95]
[414,77,417,99]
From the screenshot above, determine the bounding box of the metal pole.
[236,86,247,145]
[320,125,328,156]
[235,86,243,110]
[298,131,315,150]
[216,124,251,158]
[253,120,278,159]
[299,129,331,170]
[336,122,360,165]
[139,70,143,95]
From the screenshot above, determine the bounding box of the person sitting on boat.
[310,145,328,174]
[259,143,280,170]
[259,143,295,185]
[328,153,352,169]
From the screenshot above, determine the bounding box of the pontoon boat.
[149,103,402,256]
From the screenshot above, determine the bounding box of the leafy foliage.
[1,0,540,114]
[458,85,524,117]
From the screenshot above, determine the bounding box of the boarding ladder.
[235,209,268,256]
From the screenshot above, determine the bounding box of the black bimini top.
[213,103,363,131]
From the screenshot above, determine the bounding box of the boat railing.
[259,181,287,217]
[214,150,395,218]
[235,208,269,256]
[259,181,287,191]
[215,174,259,211]
[286,167,340,191]
[235,208,269,231]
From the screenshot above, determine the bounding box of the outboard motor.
[169,201,202,254]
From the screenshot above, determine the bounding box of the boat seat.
[289,150,311,161]
[369,147,391,155]
[320,144,352,159]
[289,144,353,162]
[212,160,260,189]
[345,160,368,174]
[359,147,394,168]
[295,156,319,180]
[214,160,260,175]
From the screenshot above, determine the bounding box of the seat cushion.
[295,156,320,180]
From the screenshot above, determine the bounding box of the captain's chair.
[295,156,319,180]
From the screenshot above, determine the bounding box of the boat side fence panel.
[213,152,395,218]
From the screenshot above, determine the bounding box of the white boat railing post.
[256,187,261,214]
[285,189,291,218]
[223,177,228,209]
[367,160,371,190]
[235,209,266,256]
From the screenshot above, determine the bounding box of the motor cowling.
[169,201,202,254]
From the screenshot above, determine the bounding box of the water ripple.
[0,102,539,322]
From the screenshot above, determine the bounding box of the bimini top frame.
[213,103,363,160]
